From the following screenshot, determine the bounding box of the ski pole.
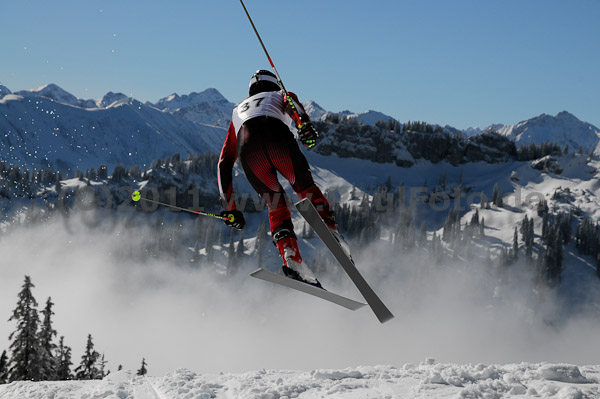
[239,0,306,130]
[131,191,231,221]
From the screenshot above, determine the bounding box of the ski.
[250,268,366,311]
[295,199,395,323]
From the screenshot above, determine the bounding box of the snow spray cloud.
[1,209,599,377]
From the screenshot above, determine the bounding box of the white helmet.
[248,70,280,96]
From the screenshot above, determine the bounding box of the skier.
[217,70,349,288]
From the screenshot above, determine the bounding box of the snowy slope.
[0,86,226,172]
[0,363,597,398]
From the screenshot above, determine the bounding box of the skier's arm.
[284,92,318,148]
[284,91,310,127]
[217,121,239,211]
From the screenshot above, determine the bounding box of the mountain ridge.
[2,83,599,173]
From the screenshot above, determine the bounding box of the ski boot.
[273,228,323,289]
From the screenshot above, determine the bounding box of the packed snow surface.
[0,362,598,398]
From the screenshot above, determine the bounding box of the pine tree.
[492,184,499,204]
[191,241,201,264]
[494,187,503,207]
[74,334,100,380]
[204,224,214,263]
[137,358,148,376]
[55,178,62,195]
[39,297,58,380]
[470,209,479,226]
[513,226,519,260]
[98,354,108,378]
[227,231,236,275]
[236,233,245,259]
[8,276,44,382]
[56,336,73,380]
[0,350,8,384]
[256,221,268,268]
[527,219,534,259]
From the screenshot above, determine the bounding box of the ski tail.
[295,199,395,323]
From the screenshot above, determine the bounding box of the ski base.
[295,198,395,323]
[250,268,366,311]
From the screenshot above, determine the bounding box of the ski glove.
[220,210,245,230]
[298,122,318,148]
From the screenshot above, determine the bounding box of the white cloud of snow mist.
[1,213,599,376]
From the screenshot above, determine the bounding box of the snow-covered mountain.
[303,100,396,126]
[496,111,600,153]
[0,85,11,98]
[0,84,226,173]
[153,88,229,110]
[96,91,129,108]
[152,88,235,128]
[303,100,328,121]
[456,112,600,154]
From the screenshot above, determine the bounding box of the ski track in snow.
[0,362,598,399]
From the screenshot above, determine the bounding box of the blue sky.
[1,0,598,129]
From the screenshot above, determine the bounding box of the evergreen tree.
[227,231,236,275]
[98,354,108,378]
[527,219,534,259]
[491,184,499,204]
[256,221,268,268]
[97,165,108,179]
[494,186,503,207]
[470,209,479,226]
[137,358,148,376]
[385,176,393,191]
[56,336,73,380]
[537,199,549,216]
[7,276,44,382]
[55,178,62,195]
[191,241,201,264]
[0,350,8,384]
[204,224,214,263]
[39,297,58,380]
[74,334,100,380]
[512,226,519,260]
[521,215,534,261]
[111,165,127,182]
[418,222,427,247]
[236,233,245,259]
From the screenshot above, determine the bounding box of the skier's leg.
[237,126,290,234]
[264,124,338,230]
[238,120,320,284]
[263,124,352,260]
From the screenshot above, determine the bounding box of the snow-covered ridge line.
[2,83,600,174]
[0,85,228,173]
